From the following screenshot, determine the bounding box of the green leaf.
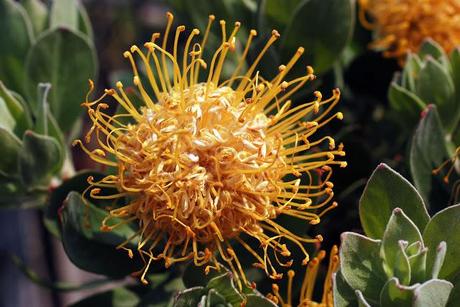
[0,97,16,132]
[44,170,106,237]
[18,130,62,187]
[77,3,94,40]
[333,270,358,307]
[423,204,460,282]
[418,39,446,61]
[32,83,65,149]
[34,83,51,135]
[359,163,429,239]
[413,279,453,307]
[446,275,460,307]
[416,57,456,131]
[22,0,48,35]
[70,288,140,307]
[245,294,278,307]
[206,273,244,305]
[263,0,303,30]
[281,0,355,73]
[172,287,206,307]
[410,105,450,206]
[340,232,386,304]
[380,278,416,307]
[409,247,428,284]
[381,208,423,284]
[206,289,228,306]
[49,0,79,32]
[393,242,412,285]
[0,77,31,135]
[0,0,34,95]
[401,53,422,92]
[0,127,22,175]
[388,80,426,126]
[60,192,142,277]
[431,242,447,280]
[25,28,97,132]
[449,47,460,141]
[183,262,236,290]
[355,290,371,307]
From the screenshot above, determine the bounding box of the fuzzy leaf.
[401,53,422,92]
[416,57,456,131]
[44,170,107,237]
[18,130,62,187]
[381,208,423,284]
[60,192,142,277]
[381,208,423,266]
[423,204,460,282]
[431,241,447,280]
[355,290,371,307]
[0,74,31,136]
[0,0,34,95]
[340,232,386,304]
[413,279,453,307]
[418,39,446,61]
[388,80,425,126]
[333,270,358,307]
[172,287,206,307]
[410,105,450,207]
[409,247,428,284]
[0,97,16,132]
[281,0,355,74]
[380,278,416,307]
[49,0,79,32]
[206,273,244,305]
[22,0,48,35]
[25,28,97,132]
[359,163,429,239]
[0,127,22,176]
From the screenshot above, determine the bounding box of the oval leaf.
[413,279,453,307]
[25,28,97,132]
[282,0,355,73]
[0,0,34,95]
[359,163,429,239]
[0,127,22,175]
[379,278,416,307]
[423,204,460,282]
[18,130,63,187]
[381,208,423,283]
[60,192,142,277]
[415,57,456,131]
[410,105,450,208]
[340,232,386,304]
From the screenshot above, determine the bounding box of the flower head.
[268,246,339,307]
[359,0,460,63]
[74,13,345,288]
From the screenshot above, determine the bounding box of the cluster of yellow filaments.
[433,147,460,204]
[73,12,345,289]
[268,246,339,307]
[432,147,460,184]
[359,0,460,63]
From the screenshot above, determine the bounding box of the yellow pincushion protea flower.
[359,0,460,63]
[268,246,339,307]
[73,13,345,288]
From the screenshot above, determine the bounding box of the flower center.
[114,83,284,243]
